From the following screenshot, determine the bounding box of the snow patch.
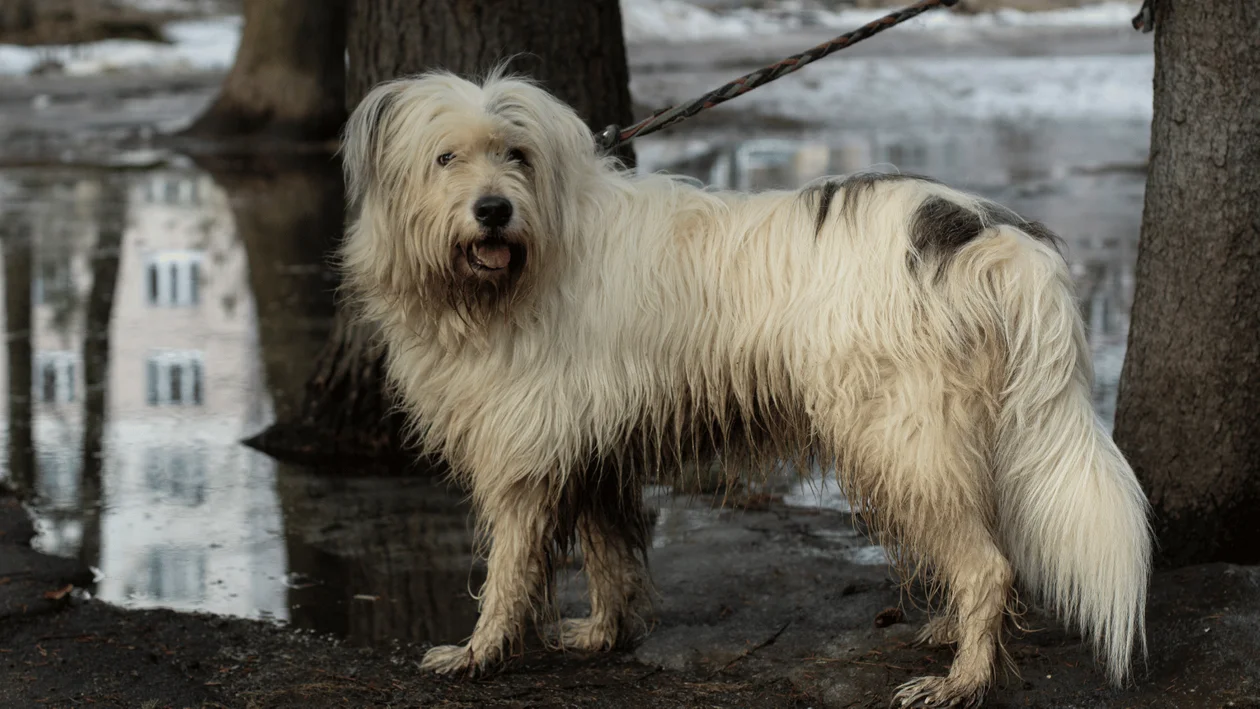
[0,17,239,77]
[623,0,1141,44]
[0,3,1144,76]
[633,51,1153,123]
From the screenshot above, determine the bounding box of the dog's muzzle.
[454,196,528,283]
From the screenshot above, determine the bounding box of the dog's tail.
[982,226,1151,686]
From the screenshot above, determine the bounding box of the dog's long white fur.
[339,69,1151,704]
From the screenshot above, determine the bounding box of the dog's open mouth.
[468,238,513,271]
[457,235,527,280]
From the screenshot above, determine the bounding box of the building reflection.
[0,164,287,620]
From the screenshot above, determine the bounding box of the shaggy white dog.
[338,69,1152,707]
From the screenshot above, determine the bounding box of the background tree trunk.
[181,0,347,142]
[260,0,637,464]
[346,0,636,165]
[1113,0,1260,568]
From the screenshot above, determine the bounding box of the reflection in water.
[0,162,290,620]
[278,466,481,646]
[0,114,1146,648]
[3,204,34,495]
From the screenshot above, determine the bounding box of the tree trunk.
[76,176,126,569]
[346,0,637,166]
[2,214,33,495]
[256,0,636,464]
[1113,0,1260,568]
[181,0,347,142]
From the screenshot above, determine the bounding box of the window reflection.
[142,445,207,507]
[145,350,205,406]
[144,250,204,307]
[33,351,77,404]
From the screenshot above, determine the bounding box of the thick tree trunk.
[1113,0,1260,567]
[181,0,347,142]
[346,0,636,165]
[262,0,636,464]
[2,214,33,495]
[77,177,126,569]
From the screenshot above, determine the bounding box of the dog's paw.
[892,676,986,708]
[914,616,957,647]
[557,617,618,652]
[419,643,503,677]
[419,644,474,675]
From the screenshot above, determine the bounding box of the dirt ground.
[3,490,1259,709]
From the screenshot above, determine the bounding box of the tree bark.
[1113,0,1260,567]
[181,0,347,142]
[346,0,637,166]
[258,0,637,464]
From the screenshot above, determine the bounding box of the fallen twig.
[709,621,791,677]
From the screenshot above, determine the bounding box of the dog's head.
[339,70,600,336]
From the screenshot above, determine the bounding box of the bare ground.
[3,490,1259,709]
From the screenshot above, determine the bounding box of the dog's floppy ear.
[343,81,401,209]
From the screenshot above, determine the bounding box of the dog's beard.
[433,226,532,328]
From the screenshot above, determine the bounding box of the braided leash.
[595,0,961,153]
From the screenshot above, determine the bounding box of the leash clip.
[1131,0,1155,33]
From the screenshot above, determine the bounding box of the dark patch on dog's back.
[806,181,841,238]
[909,197,985,277]
[909,196,1065,278]
[803,171,939,239]
[979,201,1064,253]
[838,171,939,216]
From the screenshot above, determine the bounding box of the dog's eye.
[437,152,455,167]
[507,148,528,167]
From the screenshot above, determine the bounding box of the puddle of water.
[0,112,1146,649]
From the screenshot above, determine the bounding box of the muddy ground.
[3,489,1259,709]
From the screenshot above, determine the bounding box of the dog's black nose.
[473,196,513,228]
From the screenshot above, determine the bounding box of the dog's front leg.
[420,480,556,676]
[560,479,653,651]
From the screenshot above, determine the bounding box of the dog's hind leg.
[420,479,559,675]
[892,516,1013,708]
[835,375,1012,707]
[560,474,653,651]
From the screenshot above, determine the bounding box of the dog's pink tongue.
[473,243,512,270]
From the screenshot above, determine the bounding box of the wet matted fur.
[338,69,1153,707]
